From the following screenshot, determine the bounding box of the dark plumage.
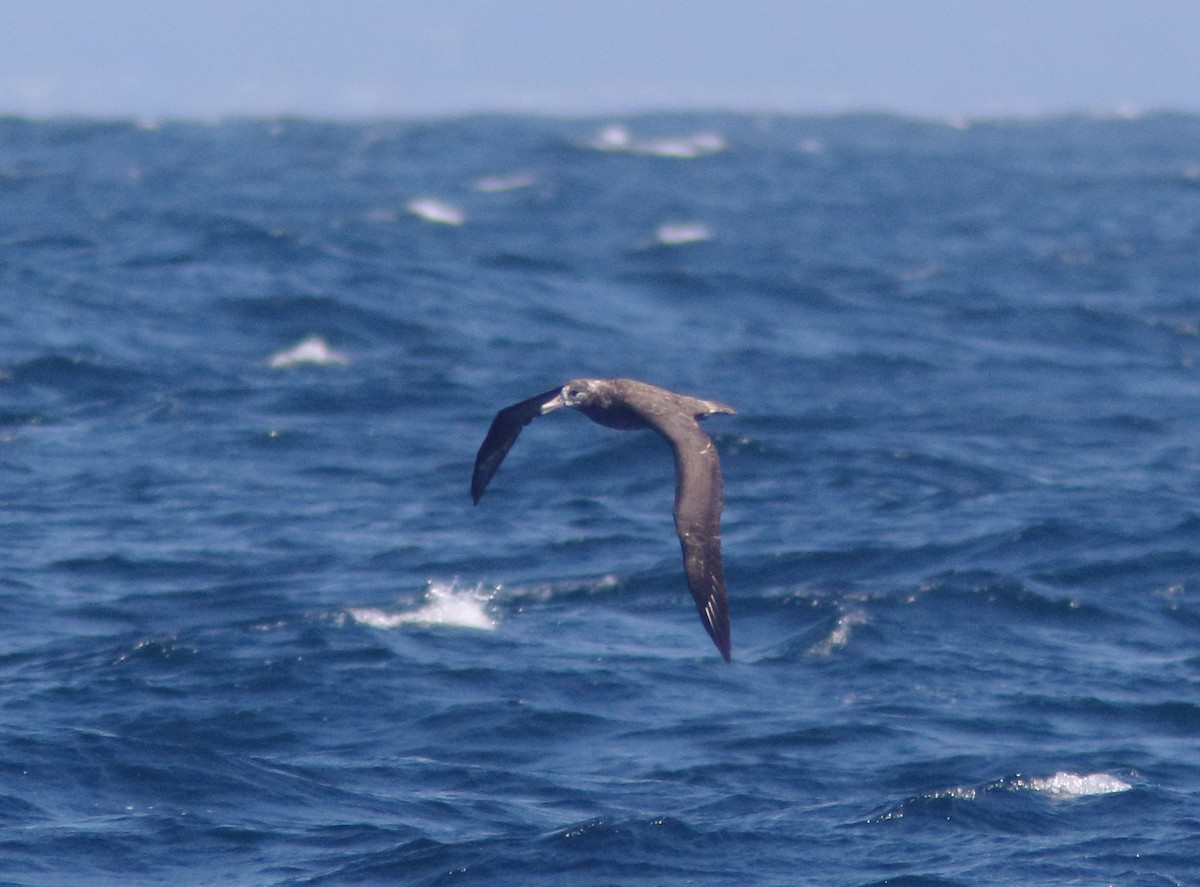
[471,378,735,661]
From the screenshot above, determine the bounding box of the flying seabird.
[471,378,735,661]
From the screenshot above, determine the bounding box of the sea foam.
[406,197,466,225]
[267,335,349,368]
[349,582,496,631]
[588,124,725,158]
[1019,771,1132,799]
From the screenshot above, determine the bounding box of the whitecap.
[472,172,537,193]
[349,582,496,631]
[589,124,632,151]
[587,124,725,158]
[654,222,713,246]
[1019,771,1132,799]
[406,197,465,226]
[808,610,867,656]
[636,132,725,159]
[870,770,1132,823]
[267,335,349,368]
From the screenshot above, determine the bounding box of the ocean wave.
[8,112,1200,885]
[806,609,869,656]
[472,172,538,193]
[349,582,497,631]
[216,293,431,346]
[653,221,714,246]
[1,354,148,405]
[1017,771,1133,799]
[406,197,466,226]
[869,770,1133,824]
[586,123,726,158]
[267,335,349,368]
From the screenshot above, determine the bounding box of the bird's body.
[471,378,734,661]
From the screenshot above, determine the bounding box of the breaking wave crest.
[349,581,497,631]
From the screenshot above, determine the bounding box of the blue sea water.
[1,111,1200,885]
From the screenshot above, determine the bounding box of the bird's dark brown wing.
[647,411,731,661]
[471,386,562,503]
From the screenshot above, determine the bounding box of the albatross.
[471,378,735,661]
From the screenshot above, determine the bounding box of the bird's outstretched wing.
[641,410,731,661]
[471,386,562,503]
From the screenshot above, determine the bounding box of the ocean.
[1,111,1199,885]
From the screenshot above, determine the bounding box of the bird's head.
[542,378,602,413]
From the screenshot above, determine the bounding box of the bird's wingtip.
[702,399,736,417]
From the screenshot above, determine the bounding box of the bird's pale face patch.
[559,379,599,407]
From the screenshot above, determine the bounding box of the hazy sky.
[2,1,1196,119]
